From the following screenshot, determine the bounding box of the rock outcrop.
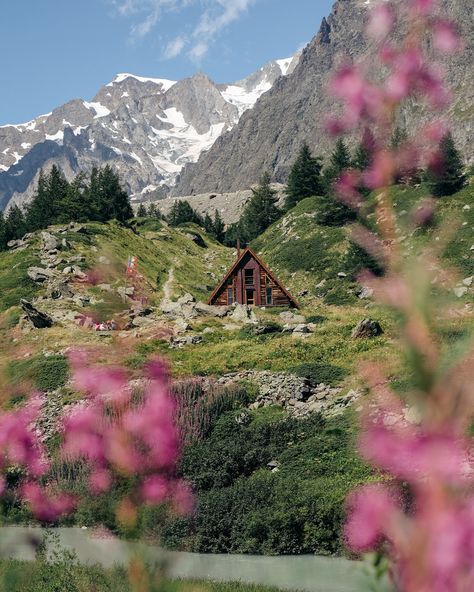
[172,0,473,196]
[20,299,53,328]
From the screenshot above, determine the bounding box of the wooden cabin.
[208,248,299,308]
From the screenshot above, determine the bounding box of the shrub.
[165,411,371,555]
[290,362,347,386]
[6,355,69,393]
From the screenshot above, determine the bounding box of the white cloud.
[164,35,187,59]
[111,0,258,60]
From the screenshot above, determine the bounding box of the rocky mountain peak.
[171,0,473,197]
[0,53,299,210]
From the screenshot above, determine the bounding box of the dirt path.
[162,267,175,302]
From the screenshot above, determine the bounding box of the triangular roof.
[208,247,299,308]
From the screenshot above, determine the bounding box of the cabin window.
[227,287,234,305]
[244,269,254,286]
[266,287,273,305]
[246,289,255,305]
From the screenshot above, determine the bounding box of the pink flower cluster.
[0,395,74,521]
[346,408,474,591]
[62,353,191,513]
[326,1,472,590]
[0,353,189,522]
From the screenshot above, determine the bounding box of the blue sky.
[0,0,334,126]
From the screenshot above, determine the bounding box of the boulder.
[194,301,230,318]
[185,233,207,248]
[97,283,112,292]
[7,239,27,251]
[117,286,135,299]
[230,303,257,324]
[279,311,305,324]
[20,299,53,328]
[454,286,468,298]
[46,280,75,300]
[27,267,54,283]
[41,231,58,252]
[293,323,311,334]
[177,293,196,305]
[358,286,374,299]
[351,318,384,339]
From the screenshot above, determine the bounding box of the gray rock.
[97,283,112,292]
[7,239,27,250]
[194,301,230,318]
[46,279,75,300]
[454,286,468,298]
[351,318,384,339]
[279,311,305,324]
[293,323,310,334]
[230,303,257,324]
[117,286,135,299]
[27,267,54,283]
[20,299,53,328]
[358,286,374,299]
[41,231,58,252]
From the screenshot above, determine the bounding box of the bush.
[290,362,347,386]
[165,410,372,555]
[6,355,69,393]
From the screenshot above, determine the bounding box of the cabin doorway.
[246,289,255,306]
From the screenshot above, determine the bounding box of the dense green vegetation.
[285,143,322,211]
[161,409,371,555]
[0,165,134,250]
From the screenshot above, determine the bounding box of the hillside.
[172,0,474,196]
[0,182,472,556]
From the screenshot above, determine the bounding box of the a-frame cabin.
[208,247,299,308]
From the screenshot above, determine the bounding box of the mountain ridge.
[171,0,474,197]
[0,54,300,210]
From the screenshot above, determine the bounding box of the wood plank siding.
[208,248,299,309]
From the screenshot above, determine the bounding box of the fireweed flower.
[327,0,472,589]
[62,353,182,510]
[0,352,185,523]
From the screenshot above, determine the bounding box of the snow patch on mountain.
[108,73,177,90]
[83,101,111,119]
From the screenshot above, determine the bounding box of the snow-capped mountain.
[0,54,300,210]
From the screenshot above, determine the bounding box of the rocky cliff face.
[172,0,474,197]
[0,56,300,210]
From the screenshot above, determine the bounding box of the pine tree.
[391,126,408,150]
[322,139,352,196]
[212,209,225,243]
[168,201,202,227]
[203,212,214,235]
[5,205,27,242]
[317,140,357,227]
[26,168,56,230]
[352,137,372,198]
[285,143,323,210]
[137,203,147,217]
[428,133,466,197]
[147,203,161,219]
[240,172,281,241]
[96,165,133,222]
[58,172,91,223]
[0,212,7,250]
